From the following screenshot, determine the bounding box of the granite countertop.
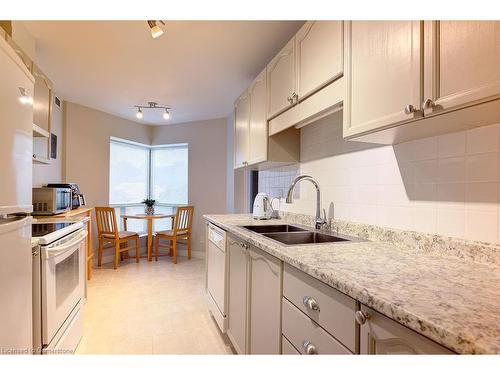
[204,214,500,354]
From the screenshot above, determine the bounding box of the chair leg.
[98,238,103,267]
[169,240,173,257]
[135,237,140,263]
[187,235,192,260]
[114,241,120,270]
[172,238,177,264]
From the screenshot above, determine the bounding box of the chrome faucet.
[286,175,327,230]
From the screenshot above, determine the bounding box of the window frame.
[109,137,189,205]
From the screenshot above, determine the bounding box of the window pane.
[109,141,149,204]
[151,146,188,204]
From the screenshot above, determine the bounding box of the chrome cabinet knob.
[355,310,370,325]
[303,296,320,312]
[302,340,318,355]
[423,98,436,109]
[287,96,293,104]
[292,92,299,103]
[404,104,417,114]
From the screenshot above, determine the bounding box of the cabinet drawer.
[283,263,356,352]
[282,298,351,354]
[282,335,300,355]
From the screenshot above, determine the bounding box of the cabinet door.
[227,236,248,354]
[424,21,500,115]
[358,306,454,354]
[233,91,250,169]
[296,21,343,100]
[32,64,52,131]
[248,246,282,354]
[343,21,423,138]
[247,69,268,166]
[267,37,296,119]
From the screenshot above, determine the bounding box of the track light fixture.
[147,20,165,39]
[134,102,172,121]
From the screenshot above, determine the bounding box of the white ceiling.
[23,21,304,125]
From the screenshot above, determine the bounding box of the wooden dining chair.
[154,205,194,264]
[95,207,140,269]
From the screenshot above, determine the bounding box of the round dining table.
[121,213,175,261]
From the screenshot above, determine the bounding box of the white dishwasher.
[206,223,228,332]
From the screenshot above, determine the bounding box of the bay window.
[109,137,188,232]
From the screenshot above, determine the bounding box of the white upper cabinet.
[296,21,344,100]
[248,70,268,165]
[33,64,53,132]
[343,21,423,138]
[267,37,296,119]
[424,21,500,115]
[233,90,250,169]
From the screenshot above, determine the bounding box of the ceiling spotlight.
[134,102,171,121]
[18,87,33,105]
[163,108,170,120]
[147,20,165,39]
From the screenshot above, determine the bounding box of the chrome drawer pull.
[355,310,370,325]
[302,340,317,355]
[303,296,320,312]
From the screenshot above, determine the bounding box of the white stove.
[32,220,87,354]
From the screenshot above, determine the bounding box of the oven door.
[41,229,87,346]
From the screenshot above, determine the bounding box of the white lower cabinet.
[357,305,454,354]
[283,263,356,352]
[218,228,456,355]
[227,235,282,354]
[227,235,249,354]
[282,298,351,354]
[248,246,282,354]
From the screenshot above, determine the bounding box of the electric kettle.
[253,193,273,220]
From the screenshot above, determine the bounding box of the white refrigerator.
[0,36,35,353]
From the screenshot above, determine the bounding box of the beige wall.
[151,118,228,256]
[64,102,153,208]
[64,102,153,257]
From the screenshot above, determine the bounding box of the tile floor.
[76,256,234,354]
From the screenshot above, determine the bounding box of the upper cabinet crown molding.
[343,21,424,139]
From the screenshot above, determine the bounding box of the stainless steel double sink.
[241,224,362,246]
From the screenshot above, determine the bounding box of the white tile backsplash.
[258,116,500,244]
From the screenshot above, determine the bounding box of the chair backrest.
[95,206,119,238]
[173,205,194,235]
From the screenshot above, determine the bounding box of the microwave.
[32,187,72,215]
